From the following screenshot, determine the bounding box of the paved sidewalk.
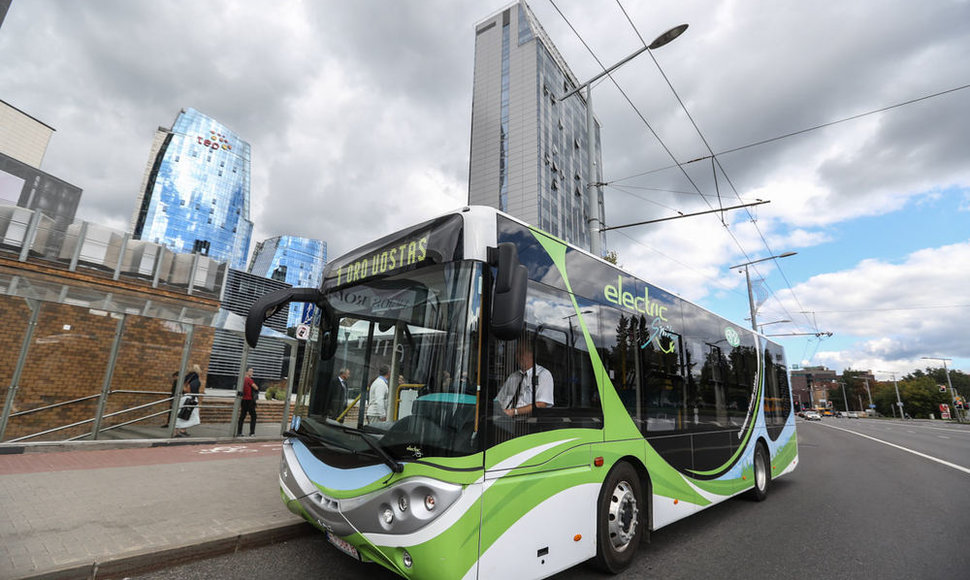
[0,435,311,579]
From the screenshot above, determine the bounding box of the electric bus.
[246,206,798,579]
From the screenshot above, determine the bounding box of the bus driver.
[496,341,553,417]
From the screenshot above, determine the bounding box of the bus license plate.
[327,531,360,560]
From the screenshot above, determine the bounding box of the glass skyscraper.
[249,235,327,327]
[469,1,606,252]
[131,108,253,270]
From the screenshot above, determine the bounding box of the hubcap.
[755,451,766,491]
[607,480,638,552]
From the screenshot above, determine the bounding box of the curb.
[19,522,315,580]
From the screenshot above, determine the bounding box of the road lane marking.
[938,436,950,439]
[868,422,970,436]
[909,425,970,435]
[814,422,970,475]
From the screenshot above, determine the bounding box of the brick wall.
[1,299,215,442]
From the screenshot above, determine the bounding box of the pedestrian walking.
[175,364,204,437]
[237,367,259,436]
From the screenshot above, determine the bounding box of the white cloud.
[781,241,970,371]
[2,0,969,373]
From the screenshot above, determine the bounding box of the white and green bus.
[246,206,798,579]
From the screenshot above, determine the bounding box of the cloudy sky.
[2,0,968,377]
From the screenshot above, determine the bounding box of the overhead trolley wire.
[610,82,970,185]
[550,0,818,334]
[612,0,815,331]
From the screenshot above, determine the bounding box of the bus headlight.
[340,477,462,535]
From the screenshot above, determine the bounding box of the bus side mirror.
[246,287,325,348]
[489,243,528,340]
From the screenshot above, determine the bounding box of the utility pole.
[894,375,904,419]
[921,357,962,423]
[729,252,797,331]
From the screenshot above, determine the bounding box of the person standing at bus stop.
[365,365,390,424]
[237,367,259,436]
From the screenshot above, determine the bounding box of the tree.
[841,369,871,411]
[603,250,619,266]
[872,372,952,419]
[909,367,970,419]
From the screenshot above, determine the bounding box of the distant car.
[847,411,859,419]
[804,411,821,421]
[838,411,849,418]
[823,410,834,416]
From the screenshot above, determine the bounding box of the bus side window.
[485,284,602,449]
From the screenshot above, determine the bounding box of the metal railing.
[1,386,296,444]
[3,390,178,443]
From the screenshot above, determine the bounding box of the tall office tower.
[131,108,253,270]
[249,235,328,327]
[469,1,605,252]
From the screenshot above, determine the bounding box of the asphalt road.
[135,418,970,580]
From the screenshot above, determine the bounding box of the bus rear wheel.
[595,462,642,573]
[747,443,771,502]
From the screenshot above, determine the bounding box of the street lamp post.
[729,252,797,331]
[921,356,962,423]
[561,24,688,256]
[879,371,906,420]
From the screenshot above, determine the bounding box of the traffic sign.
[296,324,311,340]
[300,303,316,325]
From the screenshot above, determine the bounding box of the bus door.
[477,286,603,578]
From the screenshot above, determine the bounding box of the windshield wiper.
[285,426,403,473]
[283,429,352,453]
[334,425,404,473]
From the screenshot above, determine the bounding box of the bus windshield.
[298,261,482,464]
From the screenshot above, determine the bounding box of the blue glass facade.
[132,108,253,270]
[249,235,327,327]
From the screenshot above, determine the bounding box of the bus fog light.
[382,507,394,525]
[402,549,413,568]
[424,494,436,511]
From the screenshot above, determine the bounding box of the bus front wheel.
[748,443,771,502]
[594,461,642,573]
